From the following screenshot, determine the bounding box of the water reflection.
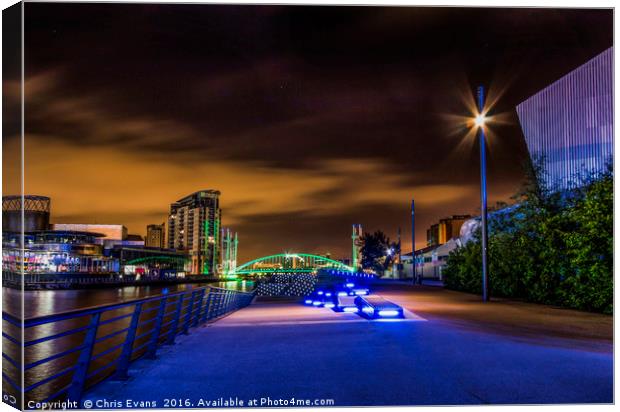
[3,281,254,318]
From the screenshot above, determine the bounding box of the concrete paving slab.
[85,293,612,406]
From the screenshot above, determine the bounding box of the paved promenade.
[86,285,613,406]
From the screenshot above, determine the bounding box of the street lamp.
[474,86,489,302]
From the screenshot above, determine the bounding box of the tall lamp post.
[475,86,489,302]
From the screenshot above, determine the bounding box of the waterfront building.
[109,246,190,280]
[168,190,221,275]
[426,215,471,247]
[145,223,166,248]
[51,223,127,242]
[516,47,613,192]
[50,223,147,249]
[2,230,116,274]
[402,238,459,281]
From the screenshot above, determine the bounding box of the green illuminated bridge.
[232,253,353,275]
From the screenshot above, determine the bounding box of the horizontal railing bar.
[20,286,221,326]
[25,325,91,347]
[5,287,251,327]
[137,318,157,330]
[2,353,19,369]
[2,372,21,392]
[25,365,76,392]
[134,328,155,342]
[91,342,125,361]
[2,312,21,327]
[2,332,20,346]
[87,359,118,379]
[160,319,176,328]
[26,344,86,370]
[130,340,152,354]
[94,327,129,344]
[42,383,71,403]
[99,312,133,326]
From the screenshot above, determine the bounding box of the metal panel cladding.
[516,47,613,192]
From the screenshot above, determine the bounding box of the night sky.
[3,4,612,262]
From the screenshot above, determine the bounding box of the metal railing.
[2,286,255,405]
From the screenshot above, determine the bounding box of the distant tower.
[351,224,363,271]
[220,228,238,276]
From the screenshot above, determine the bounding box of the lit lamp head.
[474,113,486,128]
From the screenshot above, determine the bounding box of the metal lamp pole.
[477,86,489,302]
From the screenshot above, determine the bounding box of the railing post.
[193,289,206,326]
[201,290,213,322]
[224,291,230,313]
[183,291,196,334]
[114,303,143,380]
[146,296,167,359]
[216,292,224,317]
[166,294,184,345]
[68,312,101,403]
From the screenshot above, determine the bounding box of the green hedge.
[443,165,612,314]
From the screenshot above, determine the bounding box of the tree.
[360,230,398,274]
[443,158,613,314]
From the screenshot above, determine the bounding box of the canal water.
[1,281,254,403]
[2,281,254,318]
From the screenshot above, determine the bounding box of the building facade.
[51,223,128,242]
[426,215,471,247]
[2,230,116,274]
[145,223,166,248]
[168,190,221,275]
[516,47,613,192]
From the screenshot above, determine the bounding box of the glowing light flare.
[378,310,400,317]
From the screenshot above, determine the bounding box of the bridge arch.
[233,253,353,275]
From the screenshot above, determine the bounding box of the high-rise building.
[145,223,166,248]
[516,47,613,192]
[167,190,221,275]
[427,215,471,247]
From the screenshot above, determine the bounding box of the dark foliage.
[444,159,613,314]
[360,230,399,274]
